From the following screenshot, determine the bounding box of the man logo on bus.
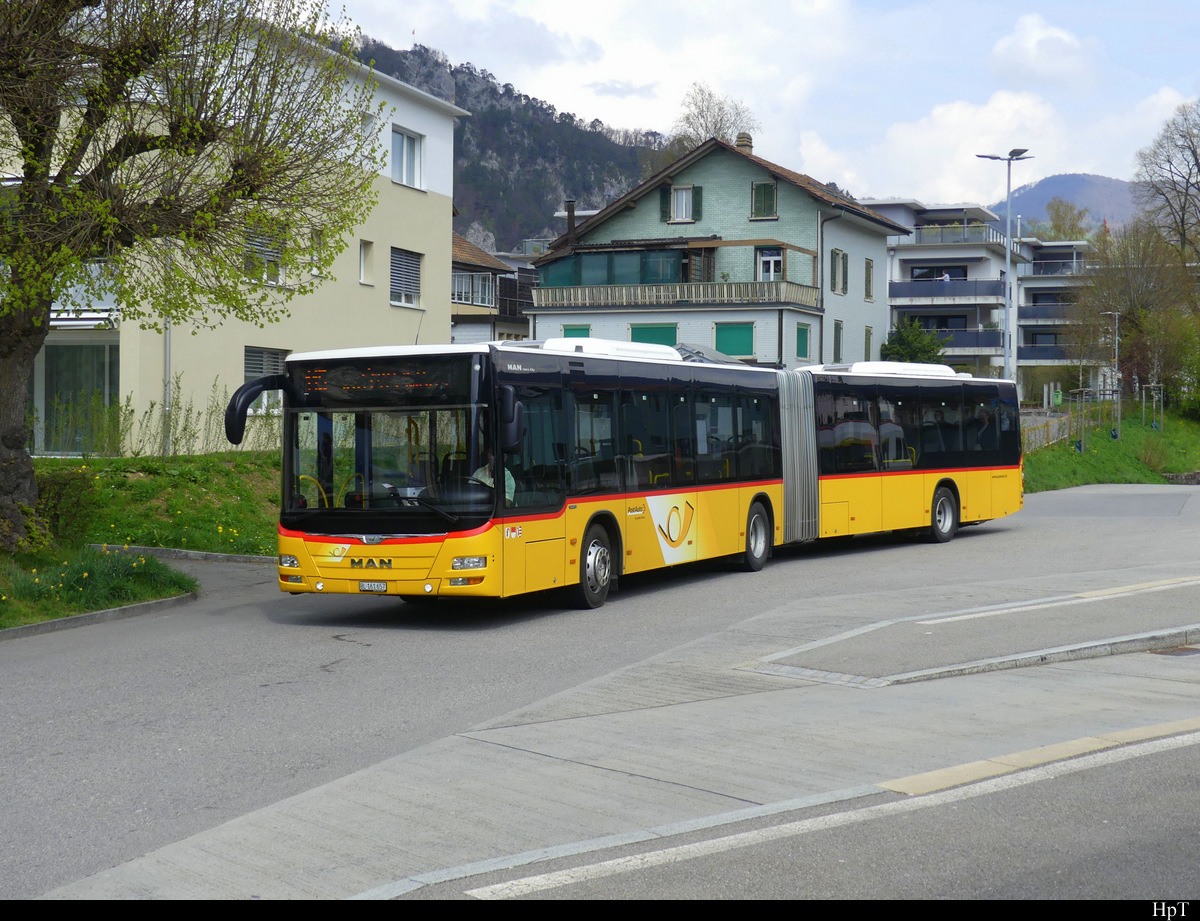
[657,501,695,549]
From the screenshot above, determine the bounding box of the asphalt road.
[3,484,1199,898]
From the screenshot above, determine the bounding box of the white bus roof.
[286,343,489,363]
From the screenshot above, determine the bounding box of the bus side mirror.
[225,374,293,444]
[499,384,523,453]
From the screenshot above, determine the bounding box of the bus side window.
[571,389,619,495]
[623,390,672,490]
[508,387,565,510]
[738,393,780,478]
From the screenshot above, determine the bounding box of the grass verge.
[0,545,197,630]
[1023,409,1200,493]
[35,451,281,555]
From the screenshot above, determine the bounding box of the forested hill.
[358,39,656,251]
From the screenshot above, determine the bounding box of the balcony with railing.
[1023,259,1089,277]
[889,223,1021,255]
[935,329,1003,353]
[1018,344,1069,362]
[531,279,819,310]
[1019,304,1070,321]
[889,278,1005,300]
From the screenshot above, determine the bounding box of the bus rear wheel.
[930,487,958,543]
[741,502,770,571]
[574,523,612,609]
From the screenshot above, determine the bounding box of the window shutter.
[842,251,849,293]
[390,248,421,303]
[692,186,702,220]
[660,187,671,222]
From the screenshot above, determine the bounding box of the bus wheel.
[742,502,770,572]
[575,524,612,609]
[930,487,958,543]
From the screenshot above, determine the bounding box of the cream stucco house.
[28,68,467,454]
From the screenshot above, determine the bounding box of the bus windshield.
[282,354,497,535]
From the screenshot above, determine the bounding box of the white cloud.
[795,131,867,197]
[990,14,1099,89]
[1080,87,1194,180]
[843,92,1064,203]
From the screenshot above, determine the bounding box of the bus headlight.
[452,556,487,570]
[279,555,300,568]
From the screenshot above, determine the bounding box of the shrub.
[35,466,98,547]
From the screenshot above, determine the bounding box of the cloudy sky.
[342,0,1198,205]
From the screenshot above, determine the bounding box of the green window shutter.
[752,182,776,218]
[715,323,754,356]
[796,325,810,359]
[660,187,670,222]
[563,325,590,338]
[842,252,849,293]
[631,323,678,346]
[834,321,843,363]
[692,186,702,221]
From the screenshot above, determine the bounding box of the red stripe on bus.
[818,465,1021,481]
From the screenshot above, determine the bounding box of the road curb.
[0,591,199,643]
[1,547,272,642]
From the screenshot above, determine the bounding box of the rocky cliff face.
[360,39,651,251]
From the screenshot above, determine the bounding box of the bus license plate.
[359,581,388,593]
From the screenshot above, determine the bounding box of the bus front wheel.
[575,524,612,609]
[930,487,959,543]
[741,502,770,572]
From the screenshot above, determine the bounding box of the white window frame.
[359,240,374,285]
[757,247,783,282]
[245,231,282,286]
[830,249,848,295]
[671,185,693,222]
[390,247,422,309]
[796,323,811,361]
[392,126,423,188]
[452,271,495,307]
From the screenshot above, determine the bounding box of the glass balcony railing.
[1024,260,1088,277]
[1018,344,1069,361]
[889,224,1021,255]
[1020,304,1069,320]
[933,329,1003,350]
[889,278,1004,299]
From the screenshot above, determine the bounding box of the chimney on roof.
[565,198,577,245]
[735,132,753,154]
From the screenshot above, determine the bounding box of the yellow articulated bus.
[225,338,1022,609]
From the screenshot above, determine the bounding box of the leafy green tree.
[0,0,384,550]
[880,318,946,364]
[1030,197,1091,241]
[1074,220,1198,398]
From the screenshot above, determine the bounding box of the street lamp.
[977,148,1033,381]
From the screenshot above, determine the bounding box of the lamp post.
[976,148,1033,381]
